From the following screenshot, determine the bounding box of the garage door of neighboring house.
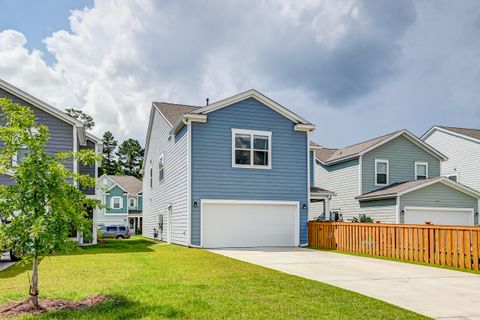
[201,200,299,248]
[404,207,474,226]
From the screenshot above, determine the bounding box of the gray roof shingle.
[109,175,143,195]
[153,102,200,126]
[356,177,442,200]
[313,131,401,164]
[439,126,480,141]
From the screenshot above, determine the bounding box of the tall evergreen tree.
[116,138,144,178]
[101,131,118,175]
[65,108,95,130]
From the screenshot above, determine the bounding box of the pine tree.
[101,131,118,175]
[116,138,144,178]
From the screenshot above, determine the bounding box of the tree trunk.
[30,256,40,308]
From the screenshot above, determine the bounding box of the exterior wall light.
[193,201,199,208]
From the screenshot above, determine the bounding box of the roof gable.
[315,130,447,165]
[100,174,142,195]
[356,177,480,200]
[191,89,314,127]
[422,125,480,144]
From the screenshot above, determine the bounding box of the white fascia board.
[142,105,157,171]
[192,89,312,125]
[294,124,316,132]
[396,177,480,199]
[424,126,480,145]
[359,130,448,161]
[0,79,84,127]
[171,113,207,135]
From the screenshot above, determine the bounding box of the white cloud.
[8,0,480,149]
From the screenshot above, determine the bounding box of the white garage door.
[201,200,299,248]
[404,207,474,226]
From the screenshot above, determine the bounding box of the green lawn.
[0,237,428,319]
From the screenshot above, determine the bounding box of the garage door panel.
[405,207,473,226]
[202,201,298,248]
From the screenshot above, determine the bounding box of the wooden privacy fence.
[308,221,480,270]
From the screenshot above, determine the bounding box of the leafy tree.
[65,108,95,130]
[101,131,118,175]
[116,138,144,178]
[0,98,100,308]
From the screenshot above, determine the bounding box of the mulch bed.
[0,295,108,318]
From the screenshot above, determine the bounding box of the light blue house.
[97,175,143,234]
[312,130,480,226]
[143,90,314,248]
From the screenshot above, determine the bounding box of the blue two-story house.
[312,130,480,226]
[143,90,314,248]
[0,79,103,244]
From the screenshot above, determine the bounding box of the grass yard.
[0,237,428,319]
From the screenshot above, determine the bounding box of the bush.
[359,215,373,223]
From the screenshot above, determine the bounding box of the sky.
[0,0,479,148]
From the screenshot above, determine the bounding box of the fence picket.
[307,222,479,271]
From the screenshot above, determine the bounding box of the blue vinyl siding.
[362,135,441,194]
[79,139,96,194]
[191,97,309,246]
[0,88,74,171]
[106,185,128,214]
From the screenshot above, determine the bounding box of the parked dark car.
[99,225,131,239]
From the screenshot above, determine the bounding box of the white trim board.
[231,128,272,170]
[414,161,429,180]
[374,159,389,187]
[422,126,480,145]
[192,89,313,126]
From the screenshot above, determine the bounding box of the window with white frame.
[159,155,164,182]
[11,147,29,166]
[375,159,389,186]
[232,129,271,168]
[129,198,136,208]
[415,162,428,180]
[111,196,123,209]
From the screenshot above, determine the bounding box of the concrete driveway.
[210,247,480,319]
[0,253,14,272]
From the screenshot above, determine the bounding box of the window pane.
[416,164,426,176]
[254,136,268,150]
[254,151,268,166]
[377,173,387,184]
[235,134,251,149]
[17,148,29,163]
[376,162,387,174]
[448,175,457,182]
[235,150,250,164]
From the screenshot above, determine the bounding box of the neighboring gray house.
[313,130,480,226]
[422,126,480,192]
[0,79,103,242]
[143,89,314,248]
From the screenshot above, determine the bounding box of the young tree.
[116,138,144,178]
[101,131,118,175]
[65,108,95,130]
[0,98,100,308]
